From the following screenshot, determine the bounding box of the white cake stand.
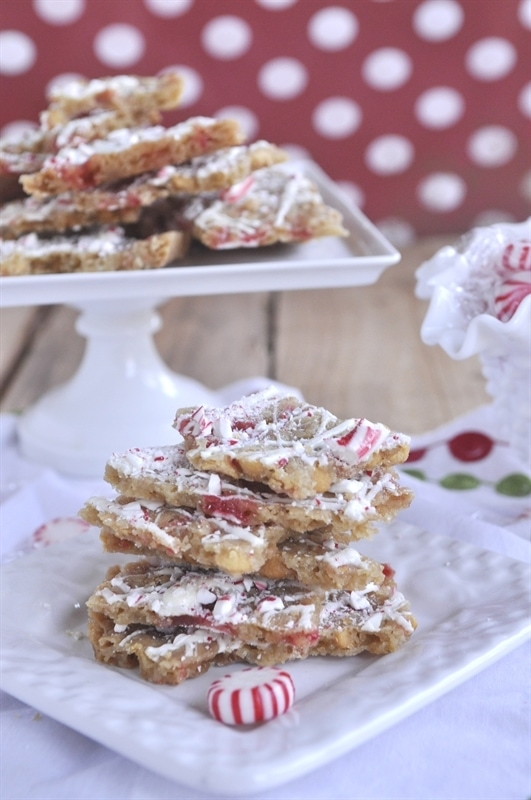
[0,161,400,476]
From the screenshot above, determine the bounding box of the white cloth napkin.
[1,402,530,800]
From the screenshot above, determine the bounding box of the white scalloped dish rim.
[415,218,531,360]
[1,522,530,796]
[419,295,531,359]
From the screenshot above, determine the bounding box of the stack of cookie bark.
[0,72,347,275]
[81,388,417,685]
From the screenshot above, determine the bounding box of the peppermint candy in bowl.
[415,218,531,464]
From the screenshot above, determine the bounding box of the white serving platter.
[1,521,529,796]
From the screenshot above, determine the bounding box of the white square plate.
[0,161,399,307]
[1,521,529,796]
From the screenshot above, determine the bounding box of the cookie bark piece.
[86,561,416,684]
[0,115,151,207]
[0,130,48,178]
[86,560,325,652]
[0,227,188,276]
[81,493,390,589]
[1,72,184,200]
[259,536,390,590]
[0,195,142,239]
[1,109,164,182]
[184,165,348,249]
[88,611,238,684]
[20,117,245,197]
[174,388,411,499]
[99,525,388,591]
[148,140,288,194]
[103,443,412,537]
[41,72,184,129]
[81,495,290,577]
[63,139,287,213]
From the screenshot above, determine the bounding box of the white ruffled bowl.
[415,218,531,466]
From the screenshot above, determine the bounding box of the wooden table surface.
[0,235,489,438]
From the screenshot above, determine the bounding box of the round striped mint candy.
[207,667,295,725]
[494,272,531,321]
[500,241,531,274]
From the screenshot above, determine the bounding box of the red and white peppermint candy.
[500,241,531,274]
[207,666,295,725]
[494,272,531,321]
[32,516,91,547]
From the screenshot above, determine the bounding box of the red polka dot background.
[1,0,530,244]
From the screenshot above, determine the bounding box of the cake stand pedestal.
[17,297,218,476]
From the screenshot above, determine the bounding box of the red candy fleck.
[336,428,356,447]
[201,494,257,525]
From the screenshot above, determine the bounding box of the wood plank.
[274,236,489,434]
[156,292,271,390]
[0,305,84,413]
[0,306,40,390]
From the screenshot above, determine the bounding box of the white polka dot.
[45,72,86,97]
[307,6,358,51]
[312,97,362,138]
[473,210,516,227]
[362,48,412,91]
[33,0,85,25]
[336,180,365,209]
[143,0,193,17]
[255,0,298,8]
[412,0,464,41]
[0,31,36,75]
[201,16,252,60]
[258,57,307,100]
[465,37,516,81]
[414,86,464,128]
[417,172,466,212]
[520,170,531,201]
[280,143,311,161]
[0,119,39,140]
[93,24,145,68]
[161,64,203,107]
[467,125,517,167]
[365,135,414,175]
[214,106,259,140]
[518,82,531,118]
[518,0,531,29]
[376,218,416,247]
